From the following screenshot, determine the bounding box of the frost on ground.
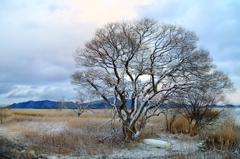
[47,133,202,159]
[2,108,240,159]
[0,119,204,159]
[125,134,201,158]
[104,134,201,159]
[0,125,21,140]
[28,121,67,133]
[1,108,239,158]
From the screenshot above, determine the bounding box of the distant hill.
[9,99,240,109]
[10,98,130,109]
[11,100,60,109]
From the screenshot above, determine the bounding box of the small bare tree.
[74,91,96,117]
[58,91,95,117]
[71,18,233,140]
[172,85,231,133]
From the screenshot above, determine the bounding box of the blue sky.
[0,0,240,105]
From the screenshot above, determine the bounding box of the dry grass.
[3,108,240,157]
[0,108,13,124]
[4,111,126,156]
[138,123,160,139]
[66,117,110,129]
[203,109,220,119]
[80,110,113,118]
[8,109,113,118]
[160,110,240,151]
[9,109,73,117]
[204,117,240,150]
[148,114,165,124]
[7,123,35,133]
[23,129,114,155]
[160,112,240,157]
[0,136,40,159]
[160,114,192,134]
[20,118,125,156]
[171,116,191,134]
[160,108,223,135]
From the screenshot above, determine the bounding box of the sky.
[0,0,240,105]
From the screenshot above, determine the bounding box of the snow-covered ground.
[105,134,201,159]
[46,108,240,158]
[1,118,204,158]
[46,132,202,159]
[1,108,240,158]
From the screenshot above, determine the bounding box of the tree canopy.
[71,18,233,140]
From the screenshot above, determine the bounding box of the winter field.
[0,108,240,158]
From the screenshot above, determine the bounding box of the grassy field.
[0,108,239,158]
[8,109,111,117]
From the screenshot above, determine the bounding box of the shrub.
[205,117,240,151]
[0,107,8,124]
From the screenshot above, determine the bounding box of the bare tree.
[172,82,232,133]
[71,18,233,140]
[57,92,95,117]
[74,91,96,117]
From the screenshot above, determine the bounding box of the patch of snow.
[143,139,171,147]
[88,132,201,158]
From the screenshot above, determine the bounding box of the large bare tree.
[71,18,233,140]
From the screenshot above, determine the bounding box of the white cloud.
[227,90,240,105]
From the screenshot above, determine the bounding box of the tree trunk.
[122,124,137,140]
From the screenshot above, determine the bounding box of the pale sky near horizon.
[0,0,240,105]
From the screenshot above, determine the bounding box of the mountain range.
[9,99,239,109]
[10,98,132,109]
